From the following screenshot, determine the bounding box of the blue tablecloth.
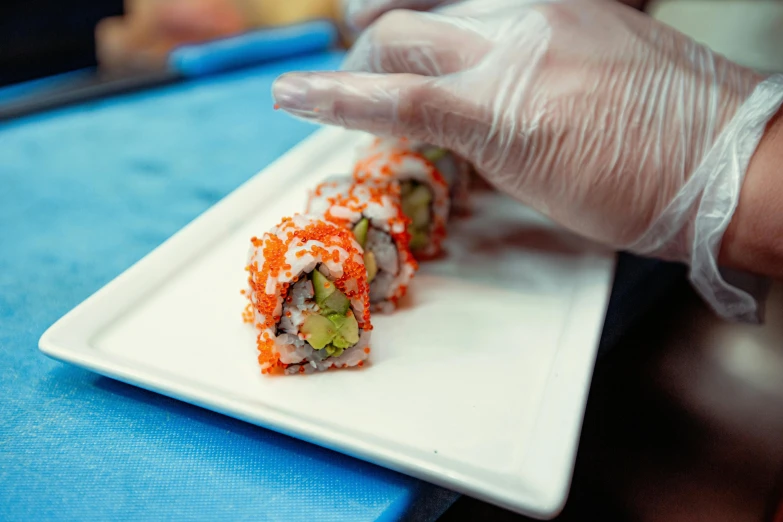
[0,50,458,521]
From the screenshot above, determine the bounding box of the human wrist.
[719,104,783,278]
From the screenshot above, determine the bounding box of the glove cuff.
[630,74,783,322]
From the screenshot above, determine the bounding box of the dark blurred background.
[0,1,123,86]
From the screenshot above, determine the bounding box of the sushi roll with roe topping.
[307,176,418,313]
[360,137,473,216]
[353,139,450,259]
[244,214,372,375]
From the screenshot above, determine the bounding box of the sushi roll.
[353,140,450,259]
[307,177,418,313]
[413,143,473,216]
[362,137,473,215]
[244,214,372,375]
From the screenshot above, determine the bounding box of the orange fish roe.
[352,152,383,180]
[246,232,288,370]
[245,215,373,375]
[242,303,254,324]
[353,148,448,187]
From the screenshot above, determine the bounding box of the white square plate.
[40,127,615,519]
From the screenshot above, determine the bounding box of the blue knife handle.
[169,20,338,77]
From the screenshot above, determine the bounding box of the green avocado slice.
[323,290,350,315]
[312,269,350,314]
[406,184,432,207]
[409,229,429,250]
[326,312,347,329]
[410,204,430,229]
[301,314,338,350]
[331,312,359,348]
[353,218,369,248]
[421,147,448,163]
[312,269,335,305]
[364,251,378,283]
[324,345,345,357]
[400,182,433,250]
[302,311,359,352]
[306,269,360,354]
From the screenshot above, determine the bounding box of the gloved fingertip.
[342,9,361,32]
[342,0,369,32]
[271,70,433,137]
[272,73,314,115]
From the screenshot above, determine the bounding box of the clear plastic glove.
[272,0,783,321]
[342,0,451,30]
[342,0,647,30]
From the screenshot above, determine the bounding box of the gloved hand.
[272,0,783,321]
[342,0,451,30]
[342,0,648,30]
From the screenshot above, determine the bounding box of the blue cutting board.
[0,50,457,522]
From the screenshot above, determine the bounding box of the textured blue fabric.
[0,51,458,522]
[170,22,338,77]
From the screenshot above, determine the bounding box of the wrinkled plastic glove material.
[342,0,455,30]
[274,0,783,322]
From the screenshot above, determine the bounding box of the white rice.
[366,227,398,275]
